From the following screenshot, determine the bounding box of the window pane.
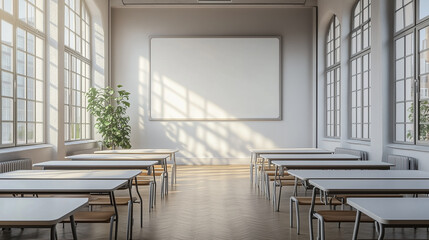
[17,123,26,144]
[17,100,26,121]
[396,124,405,141]
[3,0,13,14]
[419,0,429,20]
[395,8,404,32]
[27,123,35,143]
[404,3,413,27]
[17,76,26,98]
[19,0,27,21]
[1,21,13,45]
[1,72,13,97]
[17,50,26,75]
[1,46,13,71]
[2,122,13,144]
[2,98,13,121]
[27,101,36,122]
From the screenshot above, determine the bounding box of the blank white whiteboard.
[149,37,282,120]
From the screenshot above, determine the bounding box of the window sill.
[387,143,429,153]
[65,140,99,146]
[0,144,53,154]
[346,139,371,146]
[320,138,341,143]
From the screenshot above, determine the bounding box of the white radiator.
[0,159,32,173]
[385,154,418,170]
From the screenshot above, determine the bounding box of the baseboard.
[174,157,249,165]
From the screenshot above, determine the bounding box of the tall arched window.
[326,16,341,138]
[64,0,91,141]
[350,0,371,140]
[394,0,429,144]
[0,0,45,147]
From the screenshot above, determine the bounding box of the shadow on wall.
[136,56,279,162]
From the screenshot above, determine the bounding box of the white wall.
[317,0,429,171]
[111,7,316,164]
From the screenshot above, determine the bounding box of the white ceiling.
[111,0,316,8]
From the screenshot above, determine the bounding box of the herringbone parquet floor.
[1,165,428,239]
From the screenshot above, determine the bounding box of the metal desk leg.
[133,177,144,227]
[250,152,254,184]
[174,153,177,184]
[378,224,385,240]
[309,187,317,240]
[164,158,168,195]
[293,178,298,197]
[70,215,78,240]
[110,192,119,240]
[127,180,135,239]
[50,225,57,240]
[352,210,361,240]
[272,165,278,211]
[255,154,260,187]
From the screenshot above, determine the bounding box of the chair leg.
[316,218,321,240]
[149,182,154,210]
[290,197,294,228]
[109,216,114,240]
[126,200,133,240]
[276,183,282,211]
[50,225,57,240]
[320,218,325,240]
[160,173,164,199]
[295,198,300,234]
[266,174,270,200]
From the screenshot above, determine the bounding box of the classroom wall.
[111,7,316,164]
[317,0,429,171]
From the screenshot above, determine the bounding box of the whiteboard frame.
[149,35,283,121]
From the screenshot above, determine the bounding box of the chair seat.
[139,172,163,176]
[293,196,342,205]
[89,196,137,205]
[136,178,153,185]
[269,175,295,181]
[63,211,115,223]
[315,210,373,222]
[265,171,291,176]
[276,180,295,186]
[335,194,403,200]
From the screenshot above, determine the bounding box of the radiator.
[0,158,32,173]
[385,154,418,170]
[334,147,368,160]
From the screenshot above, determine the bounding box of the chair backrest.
[385,154,418,170]
[334,147,368,160]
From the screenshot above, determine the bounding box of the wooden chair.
[63,211,116,240]
[313,210,374,240]
[290,196,342,234]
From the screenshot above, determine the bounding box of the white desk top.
[94,149,179,154]
[34,160,158,170]
[261,154,359,160]
[309,179,429,194]
[271,161,393,169]
[66,153,169,160]
[347,198,429,225]
[249,148,332,154]
[0,198,88,226]
[0,170,142,180]
[0,179,127,193]
[287,170,429,181]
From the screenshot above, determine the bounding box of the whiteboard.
[149,37,282,120]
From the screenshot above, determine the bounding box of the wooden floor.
[1,165,429,239]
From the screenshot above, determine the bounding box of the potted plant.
[86,85,132,149]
